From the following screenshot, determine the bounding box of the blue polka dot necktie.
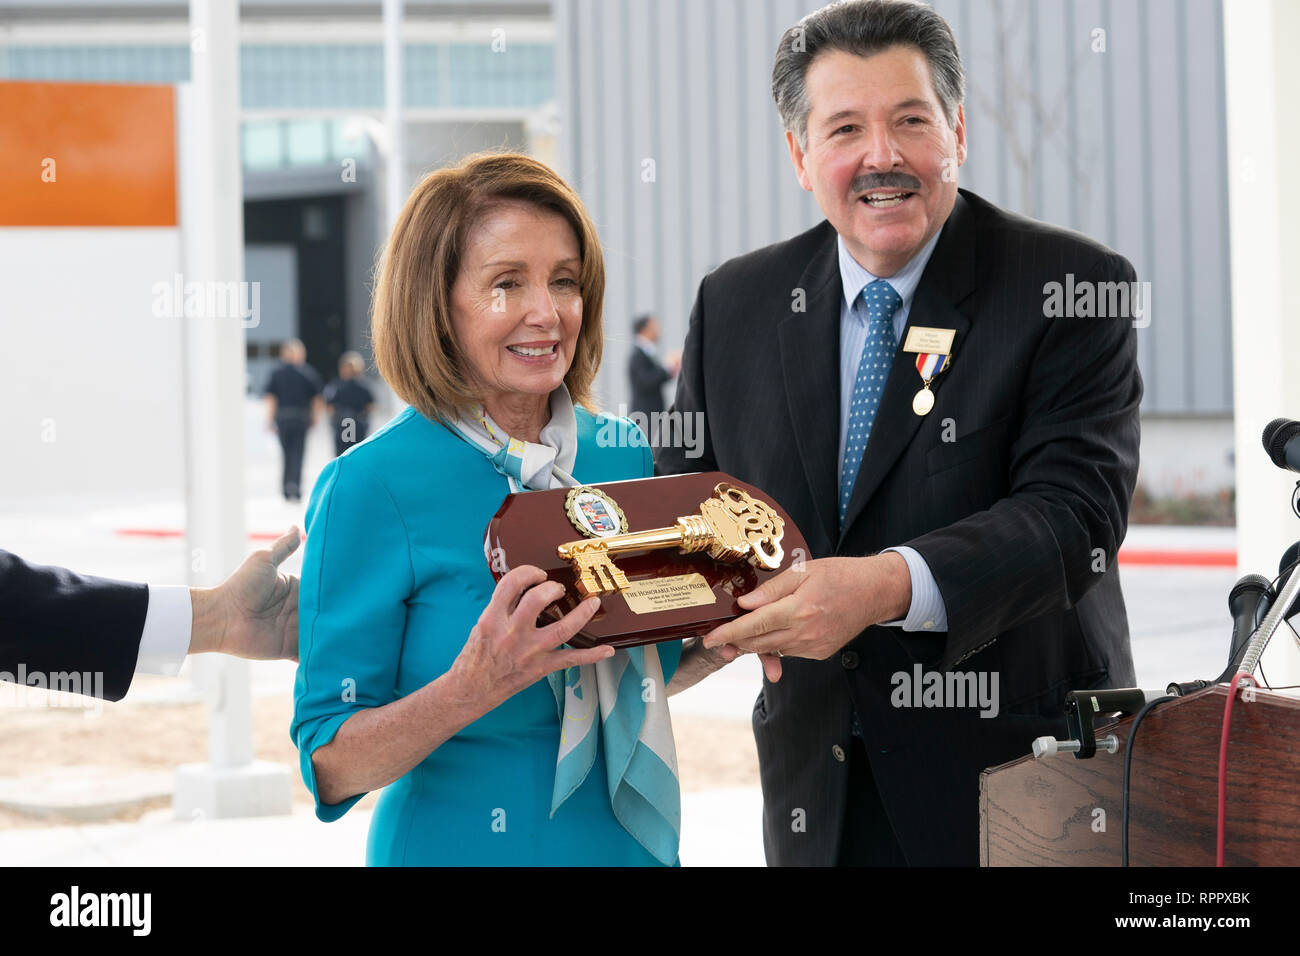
[839,279,902,527]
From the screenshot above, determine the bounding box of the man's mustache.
[851,172,923,192]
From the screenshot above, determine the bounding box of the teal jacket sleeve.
[290,455,413,822]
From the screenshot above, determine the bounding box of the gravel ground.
[0,690,758,829]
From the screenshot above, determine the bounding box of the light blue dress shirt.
[836,233,949,633]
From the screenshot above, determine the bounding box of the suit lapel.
[778,224,843,550]
[838,193,979,543]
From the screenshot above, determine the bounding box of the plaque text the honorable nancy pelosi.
[620,573,717,614]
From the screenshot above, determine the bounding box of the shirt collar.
[837,227,944,314]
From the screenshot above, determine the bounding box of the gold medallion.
[564,486,628,538]
[912,388,935,416]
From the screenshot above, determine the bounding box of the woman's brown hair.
[371,151,605,424]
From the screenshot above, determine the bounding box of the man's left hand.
[701,553,912,663]
[190,527,302,661]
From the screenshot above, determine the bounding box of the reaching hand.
[710,642,785,682]
[701,554,911,666]
[190,527,303,661]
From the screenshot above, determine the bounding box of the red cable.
[1217,673,1251,867]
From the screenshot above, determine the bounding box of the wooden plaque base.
[484,472,809,648]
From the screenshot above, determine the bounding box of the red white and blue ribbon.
[915,352,948,381]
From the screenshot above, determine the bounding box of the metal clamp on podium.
[1031,688,1164,759]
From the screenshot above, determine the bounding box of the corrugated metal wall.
[555,0,1233,417]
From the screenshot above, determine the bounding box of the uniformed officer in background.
[263,338,323,501]
[323,350,377,457]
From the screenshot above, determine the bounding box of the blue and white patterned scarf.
[450,386,681,865]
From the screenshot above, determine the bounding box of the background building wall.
[0,79,186,501]
[555,0,1235,495]
[0,1,1239,498]
[1,4,558,407]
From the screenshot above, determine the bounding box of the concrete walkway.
[0,789,767,867]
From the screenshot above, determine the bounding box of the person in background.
[323,351,377,457]
[264,338,324,501]
[627,314,681,420]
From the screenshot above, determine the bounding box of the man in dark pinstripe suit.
[657,0,1140,865]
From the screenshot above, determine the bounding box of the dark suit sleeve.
[655,279,718,476]
[906,252,1143,669]
[0,551,149,701]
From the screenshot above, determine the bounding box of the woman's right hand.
[448,565,613,712]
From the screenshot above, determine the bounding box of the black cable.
[1121,694,1175,868]
[1211,631,1256,685]
[1258,619,1300,691]
[1278,554,1300,591]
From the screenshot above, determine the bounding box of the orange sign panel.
[0,80,177,227]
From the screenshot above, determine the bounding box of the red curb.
[115,529,285,542]
[1118,549,1236,567]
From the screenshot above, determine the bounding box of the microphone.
[1227,573,1275,667]
[1262,418,1300,473]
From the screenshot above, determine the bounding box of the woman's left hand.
[447,565,615,714]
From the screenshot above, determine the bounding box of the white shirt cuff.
[135,585,192,676]
[880,546,949,633]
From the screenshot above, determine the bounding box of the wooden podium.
[980,685,1300,866]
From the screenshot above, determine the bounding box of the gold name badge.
[620,573,717,614]
[901,326,956,355]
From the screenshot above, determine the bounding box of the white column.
[173,0,291,819]
[1224,0,1300,688]
[384,0,406,233]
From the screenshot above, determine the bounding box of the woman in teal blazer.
[293,403,680,865]
[291,154,723,866]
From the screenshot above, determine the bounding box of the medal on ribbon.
[901,326,956,417]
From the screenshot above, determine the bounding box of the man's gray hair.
[772,0,965,149]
